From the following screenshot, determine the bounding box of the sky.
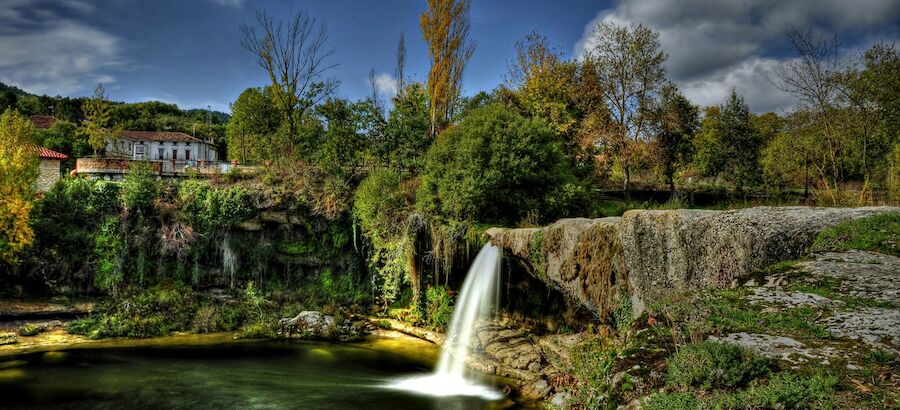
[0,0,897,114]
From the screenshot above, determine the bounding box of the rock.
[489,206,897,318]
[795,250,900,306]
[237,217,263,231]
[260,210,290,224]
[538,331,589,369]
[820,308,900,353]
[475,322,544,373]
[709,332,842,364]
[550,392,572,407]
[0,332,18,345]
[618,206,895,313]
[278,311,365,341]
[520,377,551,399]
[747,287,844,309]
[489,217,627,319]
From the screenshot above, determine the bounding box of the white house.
[106,131,218,162]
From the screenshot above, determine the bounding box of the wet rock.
[259,211,289,224]
[475,322,543,373]
[520,377,551,399]
[0,332,17,345]
[488,217,627,319]
[278,311,364,341]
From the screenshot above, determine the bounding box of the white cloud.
[373,73,399,99]
[575,0,899,112]
[0,0,124,96]
[207,0,244,8]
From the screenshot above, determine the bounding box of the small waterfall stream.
[386,244,503,399]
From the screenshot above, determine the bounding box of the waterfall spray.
[386,244,503,399]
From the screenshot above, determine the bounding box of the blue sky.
[1,0,897,113]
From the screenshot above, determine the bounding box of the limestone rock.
[475,322,543,373]
[278,311,364,341]
[520,377,551,400]
[618,206,894,313]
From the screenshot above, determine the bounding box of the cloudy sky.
[1,0,896,113]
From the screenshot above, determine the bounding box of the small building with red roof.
[36,147,68,192]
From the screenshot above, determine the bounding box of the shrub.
[68,284,199,338]
[417,103,584,225]
[643,392,700,410]
[425,286,454,331]
[121,161,160,216]
[93,215,124,292]
[666,341,770,390]
[17,322,48,336]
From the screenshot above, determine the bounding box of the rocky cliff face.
[488,206,897,318]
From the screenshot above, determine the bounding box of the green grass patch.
[646,371,839,410]
[813,212,899,256]
[667,341,770,390]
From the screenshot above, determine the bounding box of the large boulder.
[277,311,365,341]
[618,206,895,313]
[488,217,627,320]
[488,206,897,317]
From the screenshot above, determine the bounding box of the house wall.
[36,159,61,192]
[132,140,217,162]
[105,138,134,158]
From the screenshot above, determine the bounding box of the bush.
[68,284,199,338]
[666,341,770,390]
[121,161,160,216]
[17,322,48,336]
[425,286,454,331]
[417,103,585,225]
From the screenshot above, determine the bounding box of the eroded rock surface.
[488,206,896,316]
[277,311,365,341]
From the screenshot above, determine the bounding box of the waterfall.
[222,234,237,287]
[386,244,503,399]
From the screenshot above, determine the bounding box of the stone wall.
[35,159,61,192]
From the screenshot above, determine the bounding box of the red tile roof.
[38,147,68,160]
[30,115,58,129]
[120,130,203,143]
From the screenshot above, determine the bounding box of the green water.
[0,335,532,409]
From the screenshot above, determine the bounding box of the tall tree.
[226,87,282,162]
[0,109,39,264]
[395,32,407,95]
[241,9,337,152]
[420,0,476,136]
[719,90,762,193]
[80,84,117,155]
[584,22,667,194]
[652,84,699,193]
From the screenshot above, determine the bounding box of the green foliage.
[80,84,118,154]
[653,84,699,191]
[178,180,255,233]
[648,371,839,410]
[424,286,454,331]
[121,161,160,216]
[570,335,629,408]
[380,83,431,171]
[312,99,374,177]
[611,291,634,332]
[812,212,899,256]
[0,109,39,264]
[93,216,123,292]
[418,103,584,224]
[69,284,199,338]
[666,341,770,390]
[17,322,48,336]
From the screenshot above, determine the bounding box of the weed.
[666,341,770,390]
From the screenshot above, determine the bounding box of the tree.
[80,84,117,155]
[381,83,430,172]
[420,0,476,136]
[417,103,584,224]
[719,90,762,193]
[0,109,40,264]
[226,87,282,162]
[241,9,337,151]
[652,84,699,193]
[583,22,667,194]
[395,33,407,95]
[33,119,85,169]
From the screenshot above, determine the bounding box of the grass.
[645,371,839,410]
[666,341,770,390]
[17,323,48,336]
[812,211,899,256]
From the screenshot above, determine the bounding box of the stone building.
[36,147,68,192]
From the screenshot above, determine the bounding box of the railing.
[76,158,236,177]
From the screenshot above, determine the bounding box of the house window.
[185,149,191,160]
[173,149,179,160]
[158,148,164,160]
[136,145,145,156]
